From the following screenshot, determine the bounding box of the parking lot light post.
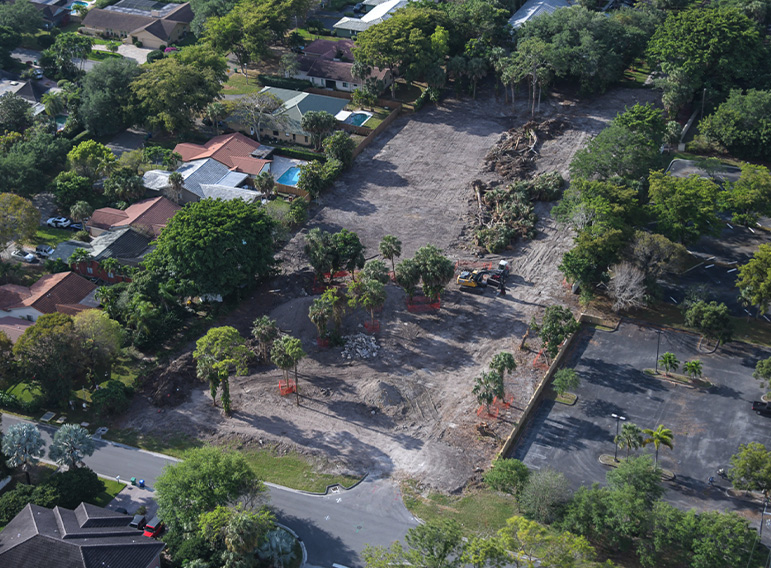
[612,413,626,462]
[761,498,769,539]
[655,329,662,374]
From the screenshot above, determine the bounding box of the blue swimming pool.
[71,1,88,13]
[277,166,301,186]
[344,112,371,127]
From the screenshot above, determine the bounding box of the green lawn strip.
[642,368,710,388]
[101,429,203,458]
[291,27,348,42]
[33,226,75,247]
[89,478,126,508]
[555,392,577,405]
[401,480,516,535]
[239,447,360,493]
[222,72,264,96]
[4,381,41,403]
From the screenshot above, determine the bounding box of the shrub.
[257,74,312,91]
[73,230,91,242]
[484,458,530,495]
[146,50,164,63]
[0,485,60,526]
[45,258,70,273]
[45,467,105,509]
[91,380,133,416]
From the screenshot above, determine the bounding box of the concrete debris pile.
[341,333,380,359]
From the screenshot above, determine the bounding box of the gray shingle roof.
[0,503,164,568]
[175,158,230,198]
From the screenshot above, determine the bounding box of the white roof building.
[508,0,573,29]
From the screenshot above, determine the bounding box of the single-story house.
[88,195,181,237]
[333,0,408,38]
[255,87,348,146]
[0,71,53,116]
[0,316,34,343]
[292,39,391,93]
[174,132,271,175]
[30,0,70,29]
[361,0,393,13]
[143,158,262,204]
[0,502,164,568]
[0,272,99,322]
[508,0,573,29]
[50,227,154,284]
[81,0,193,49]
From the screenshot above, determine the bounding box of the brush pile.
[485,119,569,180]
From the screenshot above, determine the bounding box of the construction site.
[119,86,661,492]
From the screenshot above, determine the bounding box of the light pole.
[612,413,626,462]
[654,329,662,374]
[761,497,769,539]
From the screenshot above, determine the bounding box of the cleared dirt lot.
[121,86,662,491]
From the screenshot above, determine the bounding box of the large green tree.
[647,172,721,244]
[49,424,95,469]
[301,110,337,152]
[0,0,42,34]
[67,140,116,181]
[728,442,771,497]
[570,124,660,182]
[700,89,771,161]
[72,309,123,387]
[144,198,276,298]
[131,57,221,133]
[684,301,732,346]
[155,446,264,534]
[79,57,143,138]
[531,306,579,359]
[193,326,252,416]
[41,32,92,79]
[0,193,38,251]
[414,244,455,302]
[720,163,771,226]
[736,243,771,315]
[13,313,83,407]
[0,93,33,134]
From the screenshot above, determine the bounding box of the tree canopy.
[736,243,771,314]
[700,89,771,161]
[647,172,721,244]
[144,198,276,298]
[0,193,38,251]
[79,57,143,138]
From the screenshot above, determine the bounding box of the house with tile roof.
[50,227,154,284]
[0,272,99,322]
[292,39,391,92]
[81,0,193,49]
[0,316,34,343]
[255,87,348,145]
[88,196,181,237]
[173,132,269,172]
[0,502,164,568]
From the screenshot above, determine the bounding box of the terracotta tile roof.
[174,133,262,169]
[304,38,354,61]
[0,272,97,315]
[90,196,180,237]
[230,156,270,176]
[0,316,33,343]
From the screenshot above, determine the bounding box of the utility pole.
[761,498,769,539]
[612,413,626,462]
[655,329,662,374]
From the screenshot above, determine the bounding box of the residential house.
[143,158,263,204]
[0,272,98,322]
[0,316,33,343]
[293,39,391,92]
[255,87,348,146]
[0,502,164,568]
[30,0,70,29]
[508,0,573,29]
[174,132,271,175]
[81,0,193,49]
[88,196,181,237]
[50,227,154,284]
[0,71,53,116]
[333,0,408,38]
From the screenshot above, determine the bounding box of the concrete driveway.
[510,321,771,528]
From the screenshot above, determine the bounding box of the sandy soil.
[119,85,662,491]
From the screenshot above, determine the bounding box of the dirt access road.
[120,86,660,492]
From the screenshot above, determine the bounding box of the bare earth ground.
[118,86,660,492]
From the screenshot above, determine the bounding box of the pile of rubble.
[484,118,569,180]
[341,333,380,359]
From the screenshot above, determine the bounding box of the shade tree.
[484,458,530,496]
[728,442,771,497]
[683,301,732,346]
[0,193,38,251]
[720,162,771,225]
[647,172,721,244]
[234,91,286,142]
[79,57,143,137]
[552,368,579,397]
[270,335,306,406]
[413,244,455,302]
[194,326,252,416]
[530,306,579,359]
[736,244,771,315]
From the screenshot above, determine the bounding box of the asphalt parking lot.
[511,321,771,519]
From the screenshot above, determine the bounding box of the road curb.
[265,473,368,497]
[275,522,307,567]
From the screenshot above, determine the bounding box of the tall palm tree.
[684,359,703,380]
[658,352,679,377]
[643,425,674,466]
[166,172,184,204]
[615,422,644,459]
[42,91,65,117]
[378,235,402,274]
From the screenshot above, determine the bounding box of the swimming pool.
[344,112,372,127]
[277,166,301,186]
[71,1,88,10]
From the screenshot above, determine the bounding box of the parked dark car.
[353,2,363,12]
[68,222,84,231]
[143,516,165,538]
[753,401,771,416]
[130,514,147,529]
[115,507,129,515]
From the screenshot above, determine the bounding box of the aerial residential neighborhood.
[1,0,771,567]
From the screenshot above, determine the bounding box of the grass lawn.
[401,480,517,535]
[4,381,41,404]
[102,430,203,458]
[291,27,348,43]
[222,71,264,96]
[88,50,122,62]
[89,478,126,507]
[33,226,76,247]
[240,447,360,493]
[619,59,653,88]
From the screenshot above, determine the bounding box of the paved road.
[0,412,416,567]
[11,48,98,73]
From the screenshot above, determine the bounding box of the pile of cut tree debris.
[485,119,569,180]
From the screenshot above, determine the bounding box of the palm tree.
[42,91,66,117]
[206,101,227,135]
[615,422,644,459]
[378,235,402,275]
[252,316,279,361]
[166,172,184,204]
[658,352,679,377]
[70,200,93,223]
[68,247,92,269]
[466,57,487,100]
[684,359,703,380]
[642,425,674,466]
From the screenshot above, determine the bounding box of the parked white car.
[47,216,72,228]
[11,250,36,263]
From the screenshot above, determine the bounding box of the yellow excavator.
[457,261,510,292]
